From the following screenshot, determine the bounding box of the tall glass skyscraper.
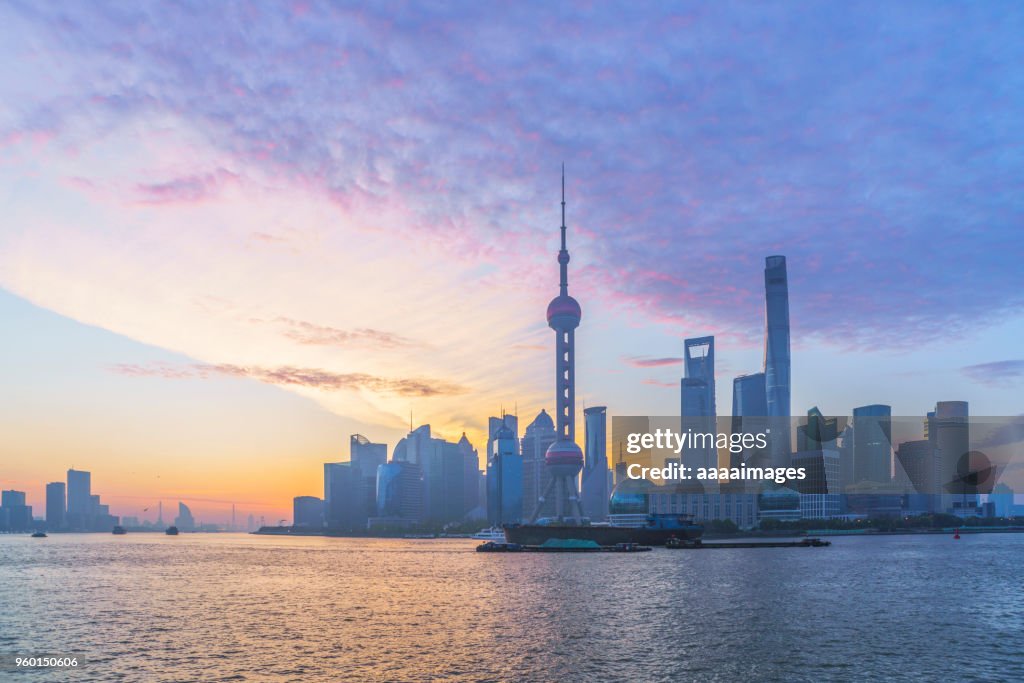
[487,424,523,525]
[763,255,791,465]
[681,336,716,471]
[851,404,893,485]
[45,481,65,531]
[581,406,609,521]
[731,372,768,469]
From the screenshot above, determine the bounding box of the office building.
[458,433,482,516]
[324,461,368,531]
[373,460,424,527]
[852,404,893,485]
[791,449,842,519]
[351,434,387,517]
[487,414,519,465]
[763,255,792,466]
[399,424,467,525]
[293,496,324,528]
[487,423,523,525]
[928,401,970,514]
[174,502,195,531]
[680,336,717,471]
[66,468,91,529]
[731,373,768,468]
[46,481,66,531]
[0,490,32,532]
[581,406,609,521]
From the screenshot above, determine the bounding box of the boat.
[476,539,653,553]
[112,526,127,535]
[477,541,524,552]
[165,526,179,535]
[504,513,703,547]
[470,527,507,541]
[31,531,47,538]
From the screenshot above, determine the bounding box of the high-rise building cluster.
[633,255,1011,527]
[292,175,612,532]
[1,468,119,532]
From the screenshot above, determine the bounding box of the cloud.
[961,360,1024,387]
[109,362,465,397]
[135,169,239,204]
[272,317,415,349]
[641,378,678,388]
[3,2,1024,437]
[2,3,1021,349]
[623,356,682,368]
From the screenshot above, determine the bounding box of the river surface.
[0,532,1021,681]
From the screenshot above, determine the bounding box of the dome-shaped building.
[607,477,652,527]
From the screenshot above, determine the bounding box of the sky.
[2,2,1023,522]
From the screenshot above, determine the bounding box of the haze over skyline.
[2,2,1022,522]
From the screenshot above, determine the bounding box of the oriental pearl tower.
[530,168,586,523]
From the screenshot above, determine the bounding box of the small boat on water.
[470,527,507,541]
[112,526,127,535]
[31,531,47,538]
[165,526,179,536]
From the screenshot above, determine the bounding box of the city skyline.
[3,3,1024,522]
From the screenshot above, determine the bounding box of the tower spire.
[558,164,569,295]
[561,163,566,248]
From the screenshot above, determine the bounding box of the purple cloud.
[135,169,238,204]
[5,2,1024,348]
[962,360,1024,387]
[623,356,682,368]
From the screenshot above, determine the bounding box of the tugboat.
[165,526,179,536]
[31,530,47,538]
[112,525,127,535]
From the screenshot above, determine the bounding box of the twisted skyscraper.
[531,169,586,522]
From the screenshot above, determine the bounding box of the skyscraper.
[351,434,387,517]
[851,404,893,485]
[731,373,768,469]
[67,468,91,515]
[400,424,466,524]
[487,414,519,464]
[681,336,717,471]
[581,406,609,521]
[351,434,387,476]
[66,468,91,530]
[763,255,791,465]
[458,433,482,515]
[174,502,195,531]
[531,170,585,522]
[374,460,423,524]
[293,496,324,528]
[928,401,970,514]
[487,423,523,525]
[521,409,557,519]
[0,490,32,532]
[45,481,65,531]
[324,461,367,531]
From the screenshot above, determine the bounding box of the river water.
[0,532,1021,681]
